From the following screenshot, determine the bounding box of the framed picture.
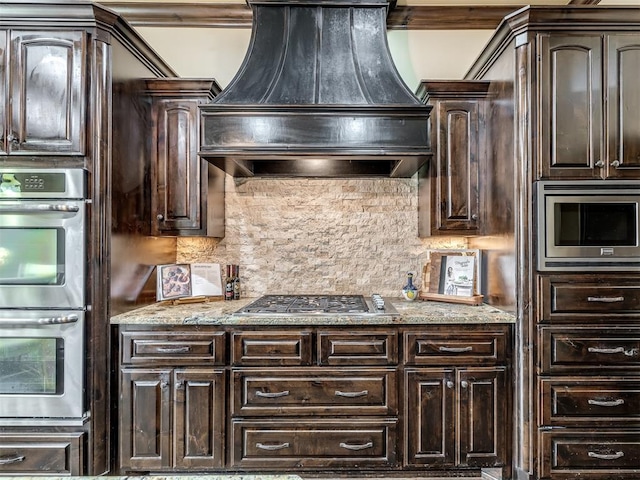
[421,249,483,305]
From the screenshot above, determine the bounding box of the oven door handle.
[0,314,79,326]
[0,204,80,213]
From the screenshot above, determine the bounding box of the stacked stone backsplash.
[177,175,466,298]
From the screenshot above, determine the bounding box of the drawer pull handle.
[156,346,191,353]
[438,346,473,353]
[587,346,638,357]
[0,454,26,465]
[255,390,290,398]
[588,451,624,460]
[335,390,369,398]
[256,442,290,451]
[588,399,625,407]
[587,296,625,303]
[339,441,373,451]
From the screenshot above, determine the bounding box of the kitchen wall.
[177,174,466,297]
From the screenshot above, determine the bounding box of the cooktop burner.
[235,294,397,316]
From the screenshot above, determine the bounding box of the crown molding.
[101,2,527,29]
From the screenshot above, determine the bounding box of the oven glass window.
[555,202,637,246]
[0,338,62,394]
[0,228,64,285]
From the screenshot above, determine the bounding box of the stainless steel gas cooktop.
[234,294,397,316]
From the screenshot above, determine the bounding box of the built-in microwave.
[536,181,640,271]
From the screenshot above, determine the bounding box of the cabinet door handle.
[460,380,469,388]
[439,346,473,353]
[588,451,624,460]
[156,346,191,354]
[588,398,625,407]
[339,441,373,451]
[255,390,290,398]
[0,454,26,465]
[256,442,290,451]
[335,390,368,398]
[595,160,605,167]
[611,160,621,168]
[446,381,455,389]
[587,346,638,357]
[587,296,624,303]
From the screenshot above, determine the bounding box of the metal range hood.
[199,0,431,178]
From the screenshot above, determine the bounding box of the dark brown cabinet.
[539,33,640,180]
[417,81,489,236]
[1,30,85,156]
[403,326,510,474]
[146,79,225,236]
[118,328,226,472]
[0,432,84,475]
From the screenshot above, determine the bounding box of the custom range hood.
[199,0,431,177]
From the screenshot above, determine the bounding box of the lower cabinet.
[116,323,511,475]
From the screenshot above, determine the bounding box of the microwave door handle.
[0,314,79,326]
[0,204,80,213]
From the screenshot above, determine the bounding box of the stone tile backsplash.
[177,175,466,297]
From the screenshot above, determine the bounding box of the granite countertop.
[110,297,515,325]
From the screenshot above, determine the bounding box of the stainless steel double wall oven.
[0,168,86,420]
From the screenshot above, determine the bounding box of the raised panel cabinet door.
[539,34,603,179]
[607,34,640,179]
[152,98,202,234]
[119,368,172,472]
[457,367,507,468]
[404,368,455,467]
[433,100,480,234]
[174,368,226,469]
[9,31,85,155]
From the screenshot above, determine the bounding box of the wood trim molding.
[568,0,601,4]
[101,2,525,30]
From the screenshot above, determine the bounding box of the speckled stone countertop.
[110,297,515,325]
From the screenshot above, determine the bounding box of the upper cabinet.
[539,33,640,180]
[417,81,490,237]
[1,30,85,156]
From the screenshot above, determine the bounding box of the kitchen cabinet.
[403,326,510,474]
[539,33,640,180]
[118,328,226,472]
[417,81,489,236]
[145,79,225,236]
[0,432,84,475]
[0,30,85,156]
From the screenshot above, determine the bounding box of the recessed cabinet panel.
[318,330,398,365]
[0,433,84,475]
[231,331,313,366]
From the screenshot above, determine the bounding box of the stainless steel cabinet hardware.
[439,346,473,353]
[588,451,624,460]
[156,346,191,353]
[256,390,290,398]
[587,296,625,303]
[256,442,290,451]
[0,454,26,465]
[339,441,373,451]
[335,390,368,398]
[588,398,625,407]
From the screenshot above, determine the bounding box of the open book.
[156,263,223,301]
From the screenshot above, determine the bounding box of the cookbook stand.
[420,250,484,306]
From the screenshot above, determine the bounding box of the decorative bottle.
[233,265,241,300]
[402,272,418,301]
[225,265,234,301]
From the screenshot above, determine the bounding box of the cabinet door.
[405,368,455,467]
[607,34,640,179]
[457,367,507,468]
[432,100,480,234]
[152,98,203,235]
[9,31,85,155]
[174,368,226,469]
[119,368,172,472]
[539,34,603,179]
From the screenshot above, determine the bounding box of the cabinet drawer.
[540,275,640,322]
[541,378,640,425]
[231,331,313,366]
[0,433,84,475]
[318,330,397,365]
[121,330,226,365]
[231,419,397,468]
[540,326,640,373]
[540,430,640,479]
[404,327,508,365]
[232,368,398,416]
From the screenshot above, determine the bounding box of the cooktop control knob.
[371,294,385,310]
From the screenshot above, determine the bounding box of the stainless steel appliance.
[234,294,398,316]
[0,168,86,309]
[0,168,86,421]
[0,310,84,419]
[536,181,640,271]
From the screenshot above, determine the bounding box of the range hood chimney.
[199,0,431,177]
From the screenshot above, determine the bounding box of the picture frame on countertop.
[421,249,483,305]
